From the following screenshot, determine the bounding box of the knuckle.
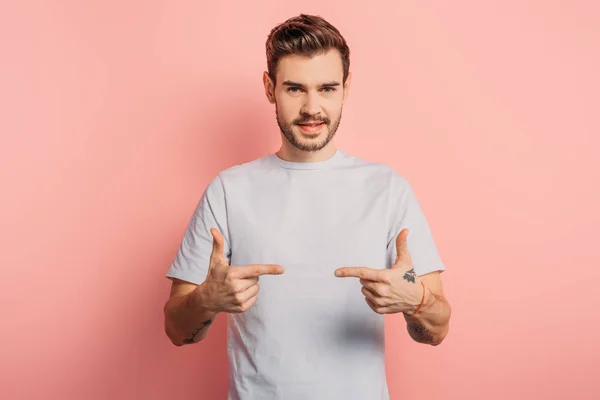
[233,292,244,305]
[226,271,239,285]
[367,300,378,312]
[233,283,245,293]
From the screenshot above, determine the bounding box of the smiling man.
[164,13,451,400]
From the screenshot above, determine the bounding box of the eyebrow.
[282,80,341,88]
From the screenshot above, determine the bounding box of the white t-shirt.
[166,148,446,400]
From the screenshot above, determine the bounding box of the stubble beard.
[275,102,342,152]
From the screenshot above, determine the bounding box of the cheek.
[322,102,342,119]
[276,100,299,121]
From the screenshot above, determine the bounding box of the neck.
[276,142,337,163]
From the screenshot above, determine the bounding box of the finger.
[209,228,226,266]
[365,297,381,313]
[335,267,383,281]
[235,282,260,305]
[233,264,285,278]
[361,285,381,301]
[395,228,412,264]
[234,277,259,292]
[237,295,258,313]
[365,297,392,314]
[360,279,388,296]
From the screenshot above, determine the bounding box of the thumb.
[393,228,411,267]
[209,227,226,268]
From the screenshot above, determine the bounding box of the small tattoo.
[407,323,435,344]
[182,319,213,344]
[403,268,416,283]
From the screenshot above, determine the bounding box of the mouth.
[297,121,325,134]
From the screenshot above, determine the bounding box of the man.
[164,13,451,400]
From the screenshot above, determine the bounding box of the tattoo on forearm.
[182,319,213,344]
[407,323,435,344]
[403,268,416,283]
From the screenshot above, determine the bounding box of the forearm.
[164,285,220,346]
[403,281,451,346]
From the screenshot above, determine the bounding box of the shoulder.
[340,151,408,184]
[193,156,267,198]
[347,156,419,209]
[216,154,271,183]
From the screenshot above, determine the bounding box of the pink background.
[1,1,599,399]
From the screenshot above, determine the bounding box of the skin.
[262,48,352,163]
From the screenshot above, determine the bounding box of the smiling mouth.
[298,122,325,126]
[297,122,325,134]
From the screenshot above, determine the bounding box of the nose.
[301,91,321,116]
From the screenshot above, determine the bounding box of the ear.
[263,71,276,104]
[342,71,352,103]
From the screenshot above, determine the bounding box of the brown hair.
[265,14,350,86]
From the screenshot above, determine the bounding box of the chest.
[227,175,392,270]
[225,173,393,324]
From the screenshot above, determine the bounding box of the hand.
[198,228,285,314]
[334,228,424,315]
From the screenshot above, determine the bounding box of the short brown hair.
[265,14,350,86]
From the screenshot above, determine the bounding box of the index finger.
[232,264,285,278]
[334,267,383,281]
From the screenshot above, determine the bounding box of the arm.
[403,271,451,346]
[164,278,219,346]
[164,175,230,346]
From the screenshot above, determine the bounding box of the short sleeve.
[166,174,231,285]
[386,172,445,276]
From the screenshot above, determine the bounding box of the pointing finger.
[335,267,384,281]
[233,264,285,278]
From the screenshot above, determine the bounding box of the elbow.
[164,317,208,347]
[164,322,184,347]
[430,305,451,346]
[429,324,450,346]
[164,303,186,347]
[429,336,445,346]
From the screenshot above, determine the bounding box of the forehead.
[276,48,343,86]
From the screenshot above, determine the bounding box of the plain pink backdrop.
[1,1,599,399]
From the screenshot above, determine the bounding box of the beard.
[275,102,342,152]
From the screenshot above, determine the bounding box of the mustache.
[294,116,329,124]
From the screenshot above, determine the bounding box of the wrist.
[192,283,221,318]
[405,280,429,316]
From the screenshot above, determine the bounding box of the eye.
[321,87,336,92]
[287,87,303,93]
